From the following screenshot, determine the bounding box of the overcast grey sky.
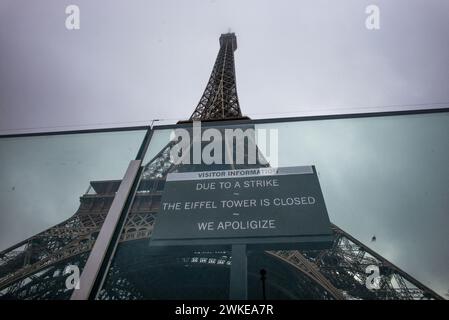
[1,0,449,134]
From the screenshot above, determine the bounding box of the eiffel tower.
[0,33,442,300]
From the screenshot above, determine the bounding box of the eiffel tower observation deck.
[0,33,445,300]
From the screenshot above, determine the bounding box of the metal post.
[229,244,247,300]
[260,269,267,300]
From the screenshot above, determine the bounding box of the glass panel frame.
[3,107,447,300]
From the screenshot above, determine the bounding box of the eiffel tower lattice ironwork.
[190,33,242,121]
[0,33,443,300]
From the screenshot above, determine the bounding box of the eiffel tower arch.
[0,33,444,300]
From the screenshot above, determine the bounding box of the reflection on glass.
[255,113,449,299]
[0,130,146,299]
[98,113,448,300]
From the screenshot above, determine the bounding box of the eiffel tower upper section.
[189,33,242,121]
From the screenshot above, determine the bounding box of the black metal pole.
[229,244,247,300]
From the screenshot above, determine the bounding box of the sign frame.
[149,165,334,251]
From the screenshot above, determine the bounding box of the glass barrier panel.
[0,130,146,299]
[99,113,449,300]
